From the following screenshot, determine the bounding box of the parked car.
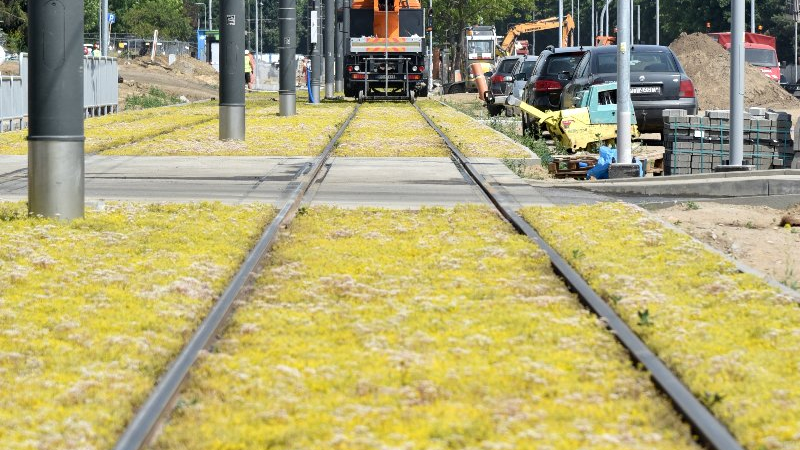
[520,46,587,135]
[486,55,521,116]
[505,54,538,115]
[560,44,697,134]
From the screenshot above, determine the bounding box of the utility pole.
[310,0,321,103]
[335,0,344,93]
[209,0,213,29]
[325,0,335,97]
[558,0,564,47]
[279,0,296,115]
[577,0,580,46]
[610,0,637,178]
[28,0,85,219]
[101,0,108,56]
[591,0,594,46]
[655,0,659,45]
[750,0,755,34]
[219,0,245,140]
[719,0,747,169]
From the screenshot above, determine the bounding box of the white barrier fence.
[0,53,119,132]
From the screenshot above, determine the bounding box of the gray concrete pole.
[335,0,344,93]
[605,0,609,36]
[577,0,580,46]
[325,0,335,97]
[559,0,564,47]
[427,0,433,90]
[730,0,745,166]
[209,0,213,29]
[279,0,297,115]
[28,0,85,219]
[616,0,631,162]
[750,0,755,34]
[101,0,109,56]
[795,20,798,83]
[310,1,321,103]
[255,0,260,87]
[637,5,640,43]
[219,0,246,140]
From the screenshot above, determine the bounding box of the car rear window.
[594,51,678,73]
[543,54,584,77]
[521,60,538,77]
[497,58,519,73]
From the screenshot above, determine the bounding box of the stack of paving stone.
[662,108,794,175]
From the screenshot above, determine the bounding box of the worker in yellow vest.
[245,50,254,90]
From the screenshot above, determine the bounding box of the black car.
[560,44,697,134]
[520,46,587,135]
[487,55,521,116]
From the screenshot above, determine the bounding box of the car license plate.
[631,86,661,95]
[373,74,398,80]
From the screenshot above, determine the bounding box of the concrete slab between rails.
[0,156,315,205]
[467,157,612,208]
[306,157,487,209]
[529,169,800,198]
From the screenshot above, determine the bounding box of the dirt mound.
[669,32,799,111]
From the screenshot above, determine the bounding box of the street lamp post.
[195,3,208,29]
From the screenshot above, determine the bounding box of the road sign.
[108,13,116,24]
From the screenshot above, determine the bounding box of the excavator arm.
[499,14,574,55]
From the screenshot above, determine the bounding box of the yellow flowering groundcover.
[335,102,449,157]
[105,102,355,156]
[418,99,531,158]
[155,206,699,450]
[0,102,218,155]
[0,202,274,450]
[520,202,800,450]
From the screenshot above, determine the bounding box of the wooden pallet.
[548,156,599,179]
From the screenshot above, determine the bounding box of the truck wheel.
[408,90,416,104]
[357,90,365,104]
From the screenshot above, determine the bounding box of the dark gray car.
[560,45,697,134]
[486,56,521,116]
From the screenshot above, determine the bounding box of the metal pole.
[325,0,335,97]
[428,0,433,92]
[729,0,745,166]
[28,0,85,219]
[209,0,213,29]
[605,0,609,36]
[279,0,296,115]
[577,0,580,46]
[655,0,659,45]
[311,0,321,103]
[219,0,245,140]
[335,0,344,92]
[750,0,755,34]
[589,0,597,47]
[611,0,633,176]
[637,4,640,43]
[559,0,564,47]
[255,0,260,88]
[795,19,798,84]
[101,0,108,56]
[630,0,633,44]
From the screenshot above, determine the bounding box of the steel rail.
[413,103,745,450]
[113,103,361,450]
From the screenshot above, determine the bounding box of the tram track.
[114,100,743,450]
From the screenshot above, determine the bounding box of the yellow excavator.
[498,14,575,56]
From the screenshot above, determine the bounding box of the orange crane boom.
[499,14,575,55]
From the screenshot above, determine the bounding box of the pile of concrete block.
[662,108,794,175]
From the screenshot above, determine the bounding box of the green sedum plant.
[155,205,699,450]
[520,202,800,450]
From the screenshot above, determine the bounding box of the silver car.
[505,54,538,115]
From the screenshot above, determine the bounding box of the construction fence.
[0,54,119,132]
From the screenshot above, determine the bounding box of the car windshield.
[497,58,519,73]
[744,48,778,67]
[468,40,493,54]
[594,51,678,73]
[521,60,538,76]
[544,54,583,76]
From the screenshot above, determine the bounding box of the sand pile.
[669,32,799,111]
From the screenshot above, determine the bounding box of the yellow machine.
[498,15,575,56]
[507,82,639,152]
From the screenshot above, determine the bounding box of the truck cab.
[708,32,780,82]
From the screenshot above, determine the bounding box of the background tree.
[121,0,193,40]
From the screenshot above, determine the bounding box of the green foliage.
[125,87,182,110]
[122,0,192,40]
